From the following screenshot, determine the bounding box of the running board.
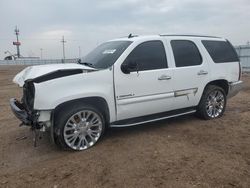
[110,108,196,128]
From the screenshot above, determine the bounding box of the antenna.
[128,33,138,38]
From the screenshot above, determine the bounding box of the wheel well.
[54,97,110,125]
[205,80,229,95]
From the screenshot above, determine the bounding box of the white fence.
[235,45,250,72]
[0,48,249,72]
[0,59,78,65]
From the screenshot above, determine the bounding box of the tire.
[196,85,227,120]
[54,103,105,151]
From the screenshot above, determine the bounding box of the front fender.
[33,69,116,122]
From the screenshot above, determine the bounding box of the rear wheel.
[54,103,105,151]
[197,85,226,120]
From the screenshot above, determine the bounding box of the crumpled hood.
[13,63,95,87]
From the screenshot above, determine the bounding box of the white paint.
[13,63,94,87]
[12,35,242,126]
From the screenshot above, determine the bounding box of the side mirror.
[121,61,138,74]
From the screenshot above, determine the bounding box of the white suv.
[10,34,243,151]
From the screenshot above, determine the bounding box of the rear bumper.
[227,81,243,98]
[9,98,32,125]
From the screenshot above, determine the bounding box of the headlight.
[23,82,35,111]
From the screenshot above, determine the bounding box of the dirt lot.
[0,65,249,188]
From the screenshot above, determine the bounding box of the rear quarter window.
[202,40,239,63]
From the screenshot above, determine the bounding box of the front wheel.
[54,104,105,151]
[196,85,227,120]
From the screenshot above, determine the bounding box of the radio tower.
[13,26,21,58]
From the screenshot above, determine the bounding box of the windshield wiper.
[82,62,95,68]
[78,60,96,68]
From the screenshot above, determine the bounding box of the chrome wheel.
[206,90,225,118]
[63,110,103,150]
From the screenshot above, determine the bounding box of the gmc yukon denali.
[10,34,243,151]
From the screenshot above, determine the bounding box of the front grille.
[22,82,35,111]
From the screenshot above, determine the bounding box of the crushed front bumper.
[227,81,244,98]
[10,98,51,146]
[9,98,33,125]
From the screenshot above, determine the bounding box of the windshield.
[80,41,132,69]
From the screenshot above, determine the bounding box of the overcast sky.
[0,0,249,59]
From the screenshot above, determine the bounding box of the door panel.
[168,39,210,109]
[172,65,209,109]
[114,40,174,121]
[114,69,174,120]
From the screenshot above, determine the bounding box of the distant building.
[4,55,15,60]
[16,57,40,60]
[3,55,40,61]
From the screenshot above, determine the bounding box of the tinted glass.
[124,41,167,71]
[82,41,132,69]
[202,40,239,63]
[171,40,202,67]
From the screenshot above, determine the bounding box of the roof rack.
[159,34,221,38]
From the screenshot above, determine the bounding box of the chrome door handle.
[158,75,172,80]
[197,70,208,75]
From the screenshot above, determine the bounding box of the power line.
[0,37,90,41]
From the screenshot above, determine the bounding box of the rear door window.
[171,40,202,67]
[202,40,239,63]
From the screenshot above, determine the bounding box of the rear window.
[202,40,239,63]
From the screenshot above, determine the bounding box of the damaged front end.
[10,63,97,147]
[10,82,37,125]
[10,81,46,146]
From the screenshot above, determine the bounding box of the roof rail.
[159,34,221,38]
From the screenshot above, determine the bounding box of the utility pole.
[78,46,81,58]
[40,48,43,59]
[13,26,21,58]
[61,36,66,62]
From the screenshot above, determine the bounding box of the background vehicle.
[10,34,243,151]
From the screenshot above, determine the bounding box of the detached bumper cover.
[228,81,243,98]
[9,98,32,125]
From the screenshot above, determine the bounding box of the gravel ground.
[0,65,250,188]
